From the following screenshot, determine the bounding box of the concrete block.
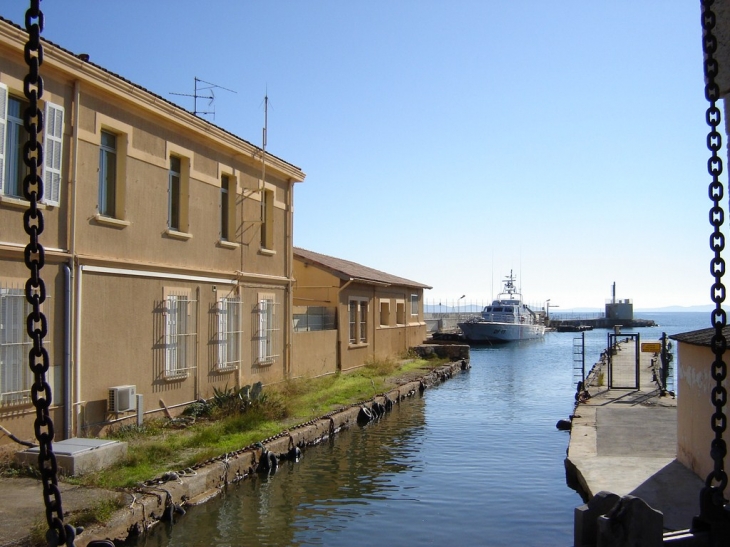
[575,490,620,547]
[596,495,663,547]
[16,438,127,476]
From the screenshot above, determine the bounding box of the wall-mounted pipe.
[63,264,72,440]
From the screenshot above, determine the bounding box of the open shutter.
[0,83,8,195]
[43,101,64,206]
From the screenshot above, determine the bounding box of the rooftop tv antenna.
[170,77,236,119]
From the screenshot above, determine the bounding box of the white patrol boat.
[458,271,545,342]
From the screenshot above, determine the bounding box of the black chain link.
[698,1,730,537]
[22,2,77,546]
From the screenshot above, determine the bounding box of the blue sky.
[1,1,714,310]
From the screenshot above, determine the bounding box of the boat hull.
[458,321,545,342]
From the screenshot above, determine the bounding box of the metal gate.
[607,332,640,389]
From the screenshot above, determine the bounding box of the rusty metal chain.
[22,2,78,546]
[699,0,730,536]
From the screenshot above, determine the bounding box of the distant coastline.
[553,306,713,314]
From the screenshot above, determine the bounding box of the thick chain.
[22,2,76,546]
[702,0,729,519]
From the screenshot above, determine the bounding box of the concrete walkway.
[566,338,704,532]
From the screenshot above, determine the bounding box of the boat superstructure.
[458,271,545,342]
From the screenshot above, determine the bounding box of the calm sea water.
[132,312,709,547]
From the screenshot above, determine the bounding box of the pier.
[566,336,703,544]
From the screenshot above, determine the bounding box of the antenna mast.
[170,77,237,118]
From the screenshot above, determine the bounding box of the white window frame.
[1,281,50,406]
[410,293,419,317]
[254,293,279,365]
[164,288,196,379]
[0,83,64,207]
[348,297,369,346]
[217,296,241,371]
[98,130,117,217]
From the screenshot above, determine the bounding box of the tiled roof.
[0,16,301,173]
[294,247,431,289]
[669,326,730,347]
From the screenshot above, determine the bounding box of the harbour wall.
[75,358,470,546]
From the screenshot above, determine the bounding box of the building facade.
[0,18,305,441]
[293,248,431,375]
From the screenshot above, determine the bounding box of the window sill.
[258,247,276,257]
[215,364,239,372]
[94,214,130,229]
[254,359,275,367]
[348,343,368,349]
[218,240,240,250]
[165,229,193,241]
[163,372,189,381]
[0,195,48,210]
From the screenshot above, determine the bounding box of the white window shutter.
[43,101,64,206]
[0,83,8,196]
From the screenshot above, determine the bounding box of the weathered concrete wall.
[292,330,338,378]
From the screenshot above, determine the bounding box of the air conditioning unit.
[109,385,136,412]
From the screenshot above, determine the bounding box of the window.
[217,297,241,370]
[396,300,405,325]
[379,299,390,327]
[169,156,182,231]
[1,283,50,406]
[98,130,117,217]
[348,298,368,345]
[164,289,196,378]
[411,294,419,317]
[0,85,63,206]
[1,94,28,199]
[221,175,230,240]
[254,294,278,364]
[261,188,274,250]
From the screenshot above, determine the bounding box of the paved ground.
[0,476,122,546]
[567,338,704,532]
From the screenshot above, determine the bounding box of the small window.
[221,175,230,240]
[396,301,405,325]
[261,188,274,250]
[98,131,117,217]
[410,294,419,316]
[380,299,390,327]
[349,298,368,345]
[169,156,182,231]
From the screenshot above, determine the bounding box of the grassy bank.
[69,356,446,489]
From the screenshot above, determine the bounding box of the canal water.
[133,312,707,547]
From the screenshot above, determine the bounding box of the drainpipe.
[69,79,81,437]
[63,264,72,440]
[74,266,83,437]
[285,179,293,377]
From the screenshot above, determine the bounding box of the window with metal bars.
[164,290,197,378]
[0,283,50,405]
[217,297,242,370]
[348,298,368,345]
[253,295,279,365]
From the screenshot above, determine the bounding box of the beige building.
[671,328,730,484]
[0,18,305,441]
[293,248,431,375]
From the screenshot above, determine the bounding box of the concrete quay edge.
[1,359,469,547]
[565,343,704,534]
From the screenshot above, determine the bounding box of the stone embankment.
[73,356,470,546]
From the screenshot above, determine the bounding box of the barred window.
[217,297,241,370]
[348,298,368,345]
[1,283,50,406]
[254,294,279,365]
[164,290,196,378]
